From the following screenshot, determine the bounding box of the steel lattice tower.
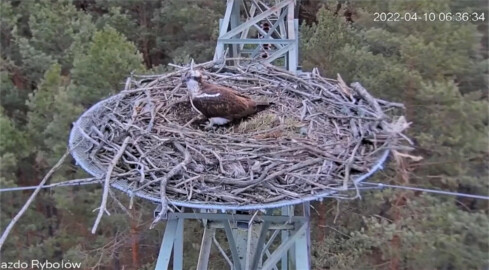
[153,1,311,269]
[214,0,300,73]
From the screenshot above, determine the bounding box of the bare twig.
[0,150,70,250]
[350,82,384,119]
[151,142,192,228]
[92,137,131,234]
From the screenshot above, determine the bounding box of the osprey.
[183,60,272,128]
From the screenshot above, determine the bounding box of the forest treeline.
[0,0,488,269]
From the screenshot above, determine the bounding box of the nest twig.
[73,61,411,221]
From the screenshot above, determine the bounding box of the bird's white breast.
[186,80,200,96]
[186,79,221,99]
[195,93,220,98]
[210,117,230,125]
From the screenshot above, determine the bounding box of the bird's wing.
[202,84,252,100]
[193,84,257,120]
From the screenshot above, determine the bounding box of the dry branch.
[0,150,70,250]
[151,142,191,227]
[92,136,131,234]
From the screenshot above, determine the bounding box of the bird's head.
[183,59,203,96]
[184,69,203,83]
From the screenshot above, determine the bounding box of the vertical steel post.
[295,203,310,269]
[224,220,244,270]
[155,218,179,270]
[286,0,297,72]
[230,0,242,63]
[173,218,184,270]
[196,225,214,270]
[214,0,235,61]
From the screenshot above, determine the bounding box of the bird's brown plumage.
[192,81,271,122]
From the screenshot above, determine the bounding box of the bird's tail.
[255,101,274,112]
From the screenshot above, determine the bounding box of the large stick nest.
[72,61,410,209]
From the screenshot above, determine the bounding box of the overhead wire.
[0,178,100,192]
[360,182,489,200]
[1,179,488,200]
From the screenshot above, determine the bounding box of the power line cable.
[1,179,487,200]
[0,178,100,192]
[361,182,489,200]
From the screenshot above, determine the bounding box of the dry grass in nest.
[70,61,412,217]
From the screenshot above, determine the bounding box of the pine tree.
[151,0,223,63]
[0,60,28,124]
[70,26,144,106]
[0,1,20,60]
[0,107,29,172]
[24,0,95,70]
[302,1,488,269]
[26,63,83,163]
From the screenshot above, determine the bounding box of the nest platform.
[69,61,408,210]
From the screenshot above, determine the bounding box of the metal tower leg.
[153,206,311,270]
[251,217,271,269]
[196,225,215,270]
[230,0,242,63]
[294,203,311,269]
[281,206,291,270]
[223,220,244,270]
[155,217,184,270]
